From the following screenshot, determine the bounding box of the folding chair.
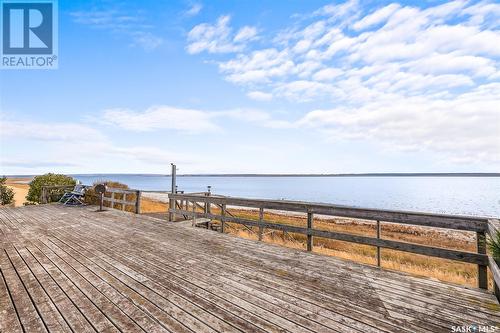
[59,184,86,205]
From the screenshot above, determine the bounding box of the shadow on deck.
[0,204,499,333]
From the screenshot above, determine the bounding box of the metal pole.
[169,163,177,222]
[171,164,177,193]
[206,186,211,215]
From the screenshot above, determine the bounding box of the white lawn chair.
[59,184,86,205]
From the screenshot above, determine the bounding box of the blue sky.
[0,0,499,174]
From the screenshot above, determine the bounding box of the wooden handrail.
[101,188,141,214]
[170,193,489,232]
[40,185,78,203]
[41,185,142,214]
[172,207,487,265]
[169,192,495,290]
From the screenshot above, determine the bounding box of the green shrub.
[0,177,15,205]
[488,231,500,261]
[26,173,76,204]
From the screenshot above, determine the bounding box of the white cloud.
[247,91,273,101]
[185,3,203,17]
[71,8,164,51]
[71,10,139,28]
[130,32,164,51]
[275,80,342,102]
[98,105,293,132]
[297,83,500,164]
[313,0,360,25]
[352,3,400,30]
[186,1,500,166]
[187,15,258,54]
[216,109,293,128]
[234,26,258,43]
[0,121,106,142]
[0,118,200,173]
[101,106,219,133]
[312,68,343,81]
[209,1,500,94]
[219,48,294,83]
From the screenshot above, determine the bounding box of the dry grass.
[141,198,168,212]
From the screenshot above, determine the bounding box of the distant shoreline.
[5,173,500,178]
[177,173,500,177]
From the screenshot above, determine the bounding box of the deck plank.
[4,246,72,333]
[50,224,417,333]
[0,253,23,333]
[0,204,499,333]
[15,246,96,333]
[0,248,48,333]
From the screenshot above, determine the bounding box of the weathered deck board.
[0,205,499,333]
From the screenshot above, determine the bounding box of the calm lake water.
[73,175,500,217]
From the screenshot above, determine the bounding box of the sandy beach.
[5,177,31,207]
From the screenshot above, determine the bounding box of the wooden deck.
[0,205,499,333]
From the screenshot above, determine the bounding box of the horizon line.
[5,172,500,178]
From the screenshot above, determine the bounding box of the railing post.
[377,220,381,267]
[135,190,141,214]
[477,231,488,289]
[41,187,47,204]
[258,207,264,241]
[191,200,196,227]
[307,211,313,251]
[221,204,226,233]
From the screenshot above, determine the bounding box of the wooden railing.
[40,185,78,204]
[102,188,142,214]
[41,185,142,214]
[169,193,493,291]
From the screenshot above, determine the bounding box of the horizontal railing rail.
[169,193,492,291]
